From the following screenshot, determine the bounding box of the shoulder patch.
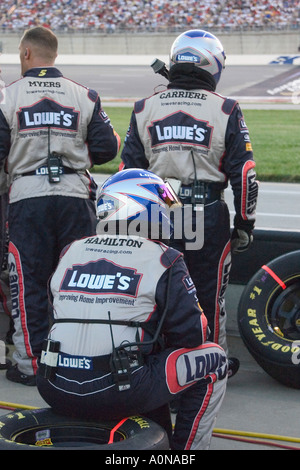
[88,88,98,102]
[134,98,147,114]
[222,98,237,115]
[182,273,196,292]
[161,246,182,268]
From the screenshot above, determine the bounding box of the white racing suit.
[37,233,228,450]
[120,79,258,353]
[0,167,10,319]
[0,67,120,375]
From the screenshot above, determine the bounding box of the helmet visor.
[97,194,121,220]
[158,181,182,208]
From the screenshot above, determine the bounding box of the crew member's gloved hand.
[231,228,253,254]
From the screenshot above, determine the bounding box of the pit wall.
[0,31,299,55]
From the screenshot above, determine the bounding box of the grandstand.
[0,0,299,33]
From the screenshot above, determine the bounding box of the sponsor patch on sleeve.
[182,274,196,292]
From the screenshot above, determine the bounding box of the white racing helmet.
[170,29,226,84]
[97,169,181,240]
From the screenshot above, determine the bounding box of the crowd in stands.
[0,0,299,33]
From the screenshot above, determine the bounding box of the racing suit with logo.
[36,233,227,450]
[120,66,258,354]
[0,167,10,319]
[0,67,120,377]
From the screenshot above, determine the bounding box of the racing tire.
[0,408,169,450]
[238,250,300,389]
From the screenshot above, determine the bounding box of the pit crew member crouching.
[36,169,228,450]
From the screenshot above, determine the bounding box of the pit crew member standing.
[36,169,228,450]
[120,30,258,377]
[0,26,120,385]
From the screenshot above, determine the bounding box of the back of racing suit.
[0,67,120,376]
[37,233,228,450]
[120,69,258,353]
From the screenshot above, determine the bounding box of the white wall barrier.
[0,30,299,56]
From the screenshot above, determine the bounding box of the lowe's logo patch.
[148,111,213,148]
[60,259,142,297]
[17,98,79,131]
[176,52,200,64]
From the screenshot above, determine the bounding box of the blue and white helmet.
[170,30,226,85]
[97,169,181,240]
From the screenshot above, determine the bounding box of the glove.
[231,228,253,254]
